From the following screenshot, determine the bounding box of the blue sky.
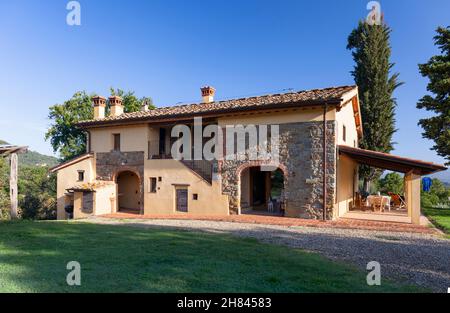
[0,0,448,169]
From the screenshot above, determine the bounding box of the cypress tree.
[347,21,402,192]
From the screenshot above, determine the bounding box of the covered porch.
[338,145,447,225]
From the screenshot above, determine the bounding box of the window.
[77,171,85,182]
[113,134,121,151]
[193,193,198,200]
[159,128,166,155]
[149,177,157,193]
[158,177,162,182]
[342,125,346,142]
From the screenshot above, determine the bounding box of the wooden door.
[176,188,188,212]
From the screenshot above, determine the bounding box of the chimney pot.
[201,86,216,103]
[141,99,150,112]
[109,96,123,117]
[92,96,106,119]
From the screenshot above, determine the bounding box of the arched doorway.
[239,165,286,216]
[116,171,140,213]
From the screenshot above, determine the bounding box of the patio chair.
[372,196,383,212]
[267,200,274,213]
[355,192,362,208]
[389,192,407,210]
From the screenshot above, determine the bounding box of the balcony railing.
[180,159,213,184]
[148,140,213,184]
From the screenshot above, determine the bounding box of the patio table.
[366,195,391,212]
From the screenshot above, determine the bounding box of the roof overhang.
[77,99,344,129]
[76,85,360,129]
[339,145,447,175]
[49,153,94,173]
[66,180,115,193]
[336,87,363,139]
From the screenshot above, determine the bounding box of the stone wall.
[220,121,336,220]
[96,151,145,212]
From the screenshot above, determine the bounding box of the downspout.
[323,104,328,221]
[86,130,92,153]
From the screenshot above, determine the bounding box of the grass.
[423,206,450,238]
[0,220,420,293]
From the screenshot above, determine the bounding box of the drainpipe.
[323,104,328,221]
[87,130,91,153]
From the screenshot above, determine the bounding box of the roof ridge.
[149,84,357,111]
[78,85,357,127]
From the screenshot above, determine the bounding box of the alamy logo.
[366,261,381,286]
[170,117,280,167]
[66,261,81,286]
[366,1,382,26]
[66,1,81,26]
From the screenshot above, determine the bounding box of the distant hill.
[19,150,58,167]
[0,140,58,167]
[431,170,450,185]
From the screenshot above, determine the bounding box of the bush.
[0,162,57,221]
[0,158,9,220]
[421,192,440,208]
[421,178,450,208]
[20,193,56,220]
[0,191,10,220]
[18,166,56,220]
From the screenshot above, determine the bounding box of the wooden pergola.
[339,145,447,224]
[0,145,28,219]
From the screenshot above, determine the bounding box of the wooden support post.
[265,171,271,209]
[9,153,18,219]
[405,171,421,225]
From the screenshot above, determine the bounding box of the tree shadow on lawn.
[112,220,450,293]
[0,220,439,293]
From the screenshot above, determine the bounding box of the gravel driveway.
[85,217,450,293]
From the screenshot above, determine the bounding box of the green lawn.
[423,206,450,238]
[0,221,419,293]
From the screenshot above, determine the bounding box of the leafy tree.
[18,166,57,220]
[417,26,450,165]
[429,178,450,204]
[0,157,9,219]
[46,89,154,161]
[378,172,403,195]
[45,91,93,161]
[347,21,402,192]
[109,88,155,113]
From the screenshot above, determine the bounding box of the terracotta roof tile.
[78,85,356,128]
[67,180,115,192]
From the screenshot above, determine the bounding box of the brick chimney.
[92,96,106,119]
[201,86,216,103]
[109,96,123,117]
